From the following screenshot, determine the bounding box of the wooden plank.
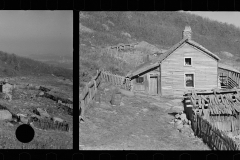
[80,100,85,119]
[94,80,97,94]
[159,64,162,96]
[239,74,240,88]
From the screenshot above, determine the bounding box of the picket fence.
[192,114,240,150]
[100,70,131,90]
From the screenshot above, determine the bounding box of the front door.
[149,75,158,95]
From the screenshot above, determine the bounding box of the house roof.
[218,63,240,74]
[126,37,220,78]
[125,60,160,78]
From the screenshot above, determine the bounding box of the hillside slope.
[80,11,240,87]
[0,51,72,79]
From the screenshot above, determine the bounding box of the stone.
[38,91,44,96]
[175,119,182,126]
[120,102,124,106]
[172,106,184,113]
[180,113,187,121]
[37,108,50,118]
[53,117,64,123]
[20,116,29,124]
[175,114,180,119]
[0,110,12,120]
[176,123,183,130]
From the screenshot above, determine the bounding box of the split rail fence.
[79,70,131,121]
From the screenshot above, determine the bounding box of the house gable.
[162,43,218,64]
[161,42,218,96]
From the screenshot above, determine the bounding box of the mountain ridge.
[0,51,72,79]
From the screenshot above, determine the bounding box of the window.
[136,77,144,83]
[184,58,192,66]
[185,74,194,87]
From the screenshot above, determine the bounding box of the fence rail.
[79,70,102,121]
[79,69,131,121]
[100,70,131,90]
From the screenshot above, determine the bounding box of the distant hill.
[0,51,72,79]
[80,11,240,87]
[27,53,73,70]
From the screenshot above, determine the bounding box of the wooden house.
[126,26,240,97]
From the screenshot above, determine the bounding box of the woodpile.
[184,89,240,150]
[30,117,70,132]
[186,90,240,133]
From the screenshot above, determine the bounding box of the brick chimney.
[183,26,192,39]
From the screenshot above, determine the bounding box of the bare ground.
[79,83,210,150]
[0,75,73,149]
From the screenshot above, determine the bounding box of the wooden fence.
[184,89,240,150]
[79,70,102,121]
[193,114,239,150]
[79,69,131,121]
[100,70,131,90]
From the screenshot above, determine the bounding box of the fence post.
[93,80,97,99]
[80,100,85,121]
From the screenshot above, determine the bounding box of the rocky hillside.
[80,11,240,87]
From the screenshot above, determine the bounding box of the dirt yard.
[79,83,210,150]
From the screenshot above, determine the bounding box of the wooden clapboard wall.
[161,43,218,96]
[131,68,160,95]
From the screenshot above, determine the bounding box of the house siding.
[161,43,218,96]
[132,68,159,94]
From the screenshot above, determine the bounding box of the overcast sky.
[0,11,72,57]
[188,11,240,29]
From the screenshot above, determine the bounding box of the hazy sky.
[0,11,72,57]
[188,11,240,29]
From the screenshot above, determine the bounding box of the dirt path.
[79,86,210,150]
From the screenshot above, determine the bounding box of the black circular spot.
[15,124,35,143]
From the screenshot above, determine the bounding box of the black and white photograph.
[80,11,240,150]
[0,11,73,149]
